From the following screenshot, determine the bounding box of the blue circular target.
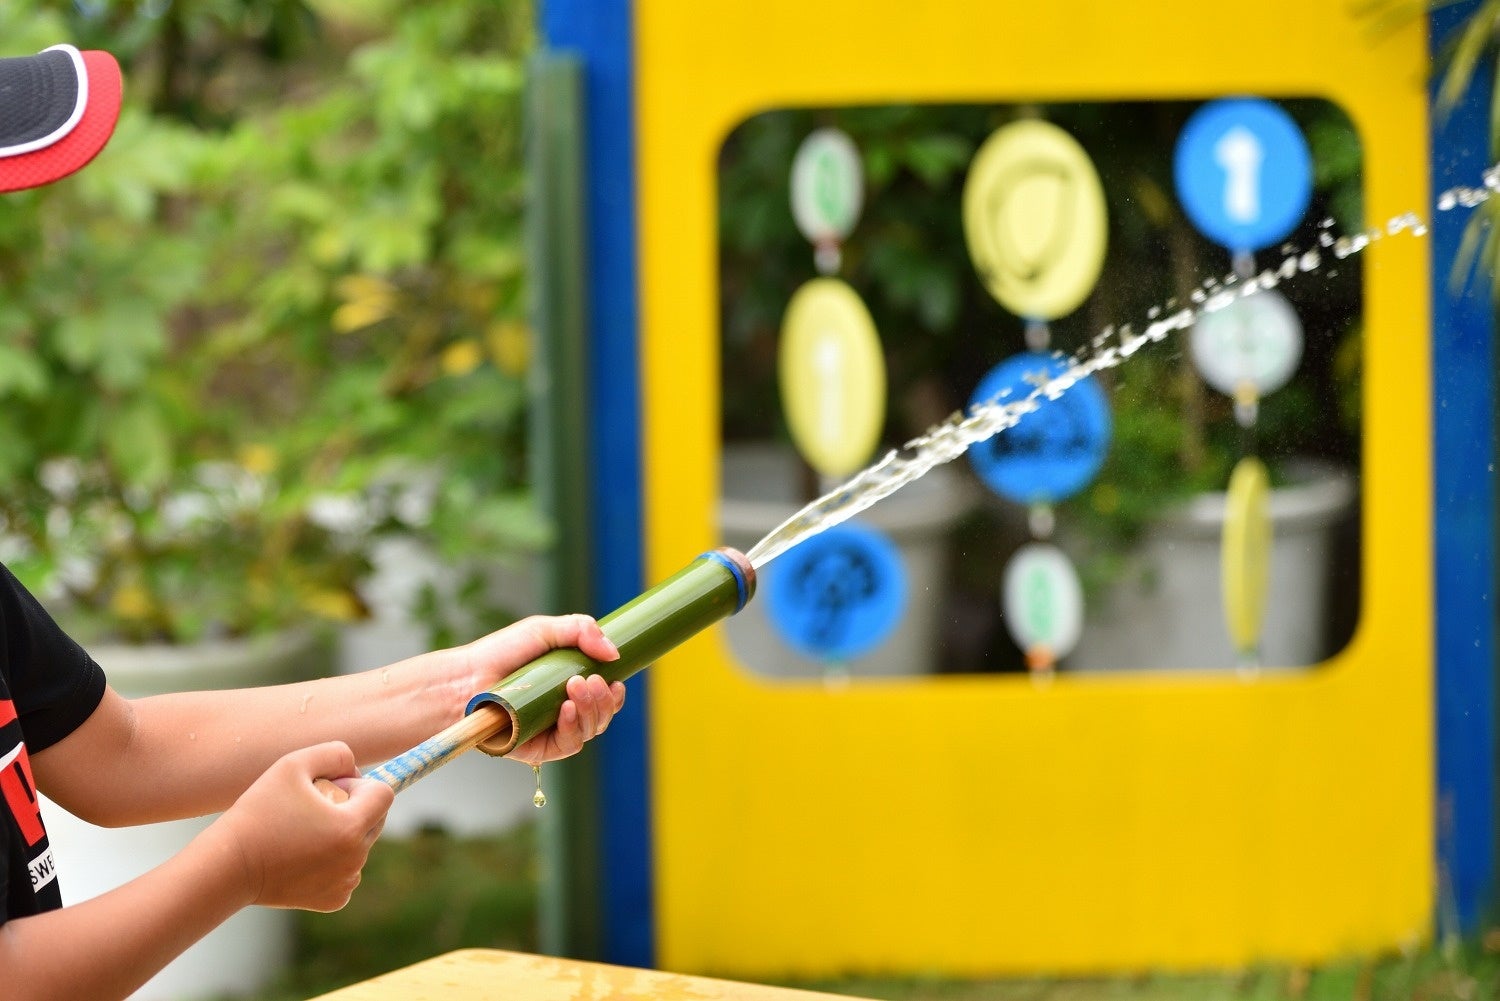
[967,352,1111,504]
[1173,98,1313,253]
[764,522,906,661]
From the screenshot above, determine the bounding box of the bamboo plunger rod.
[359,547,756,796]
[361,704,512,794]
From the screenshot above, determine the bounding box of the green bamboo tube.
[364,547,755,793]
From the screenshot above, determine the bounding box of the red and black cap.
[0,44,122,193]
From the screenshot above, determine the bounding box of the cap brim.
[0,49,122,193]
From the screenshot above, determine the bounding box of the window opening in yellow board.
[716,98,1364,679]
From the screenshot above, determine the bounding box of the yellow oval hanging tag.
[1221,456,1272,657]
[962,119,1108,320]
[778,277,887,478]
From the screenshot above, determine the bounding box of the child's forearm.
[0,822,253,1001]
[90,646,472,824]
[34,614,617,828]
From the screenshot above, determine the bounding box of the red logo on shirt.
[0,698,45,847]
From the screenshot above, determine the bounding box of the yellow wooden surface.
[637,0,1431,979]
[306,949,860,1001]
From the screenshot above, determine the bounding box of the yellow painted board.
[637,0,1431,977]
[306,949,862,1000]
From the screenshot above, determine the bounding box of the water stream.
[744,177,1491,570]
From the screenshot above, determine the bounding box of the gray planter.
[1065,459,1359,672]
[718,442,979,678]
[39,628,326,1001]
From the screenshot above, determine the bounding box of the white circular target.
[1189,288,1303,398]
[790,128,865,246]
[1002,542,1084,662]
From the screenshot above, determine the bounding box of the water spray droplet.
[1204,290,1236,313]
[532,764,547,808]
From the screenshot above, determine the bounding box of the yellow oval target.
[962,120,1108,320]
[778,278,887,478]
[1221,456,1272,657]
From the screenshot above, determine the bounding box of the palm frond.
[1435,0,1500,120]
[1449,199,1495,295]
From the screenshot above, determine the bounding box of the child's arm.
[34,614,624,827]
[3,741,391,1001]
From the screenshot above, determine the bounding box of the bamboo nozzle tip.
[712,546,757,606]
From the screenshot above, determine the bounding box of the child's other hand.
[210,741,393,912]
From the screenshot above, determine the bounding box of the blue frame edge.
[1430,0,1498,935]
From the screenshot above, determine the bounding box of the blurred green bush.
[0,0,545,645]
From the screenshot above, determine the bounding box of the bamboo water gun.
[360,547,756,792]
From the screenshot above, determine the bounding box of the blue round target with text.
[967,351,1111,504]
[764,521,906,662]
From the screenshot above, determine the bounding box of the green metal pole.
[524,51,597,959]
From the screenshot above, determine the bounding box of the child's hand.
[210,741,393,912]
[461,615,627,763]
[505,672,627,766]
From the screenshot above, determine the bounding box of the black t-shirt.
[0,563,105,925]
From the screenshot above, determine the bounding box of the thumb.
[340,775,396,824]
[313,777,350,804]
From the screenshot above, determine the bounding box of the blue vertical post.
[538,0,653,967]
[1429,0,1497,935]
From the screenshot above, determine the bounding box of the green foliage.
[780,943,1500,1000]
[279,825,539,998]
[0,0,543,644]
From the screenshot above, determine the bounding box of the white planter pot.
[39,628,326,1001]
[1065,460,1358,671]
[718,442,979,678]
